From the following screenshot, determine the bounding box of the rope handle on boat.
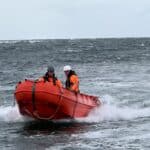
[71,92,79,118]
[33,96,63,120]
[32,83,64,120]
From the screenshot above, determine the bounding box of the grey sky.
[0,0,150,40]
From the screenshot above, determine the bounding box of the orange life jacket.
[65,70,79,93]
[38,77,62,88]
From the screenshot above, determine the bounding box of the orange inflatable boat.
[14,79,101,120]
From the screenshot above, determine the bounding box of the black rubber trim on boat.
[32,81,36,111]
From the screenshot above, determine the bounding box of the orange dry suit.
[39,72,62,88]
[65,70,79,93]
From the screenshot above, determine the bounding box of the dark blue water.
[0,38,150,149]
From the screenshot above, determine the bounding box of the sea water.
[0,38,150,149]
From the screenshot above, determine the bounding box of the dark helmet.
[47,66,54,73]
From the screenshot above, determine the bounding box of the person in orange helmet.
[63,65,80,93]
[39,66,62,88]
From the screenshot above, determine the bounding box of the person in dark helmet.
[39,66,62,88]
[63,65,80,93]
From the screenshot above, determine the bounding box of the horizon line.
[0,36,150,42]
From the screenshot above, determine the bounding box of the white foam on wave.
[1,95,150,123]
[77,95,150,123]
[0,105,31,122]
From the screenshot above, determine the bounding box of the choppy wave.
[0,105,31,122]
[77,95,150,123]
[78,104,150,123]
[0,97,149,123]
[0,85,15,91]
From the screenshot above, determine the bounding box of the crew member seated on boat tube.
[39,66,62,88]
[63,65,80,93]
